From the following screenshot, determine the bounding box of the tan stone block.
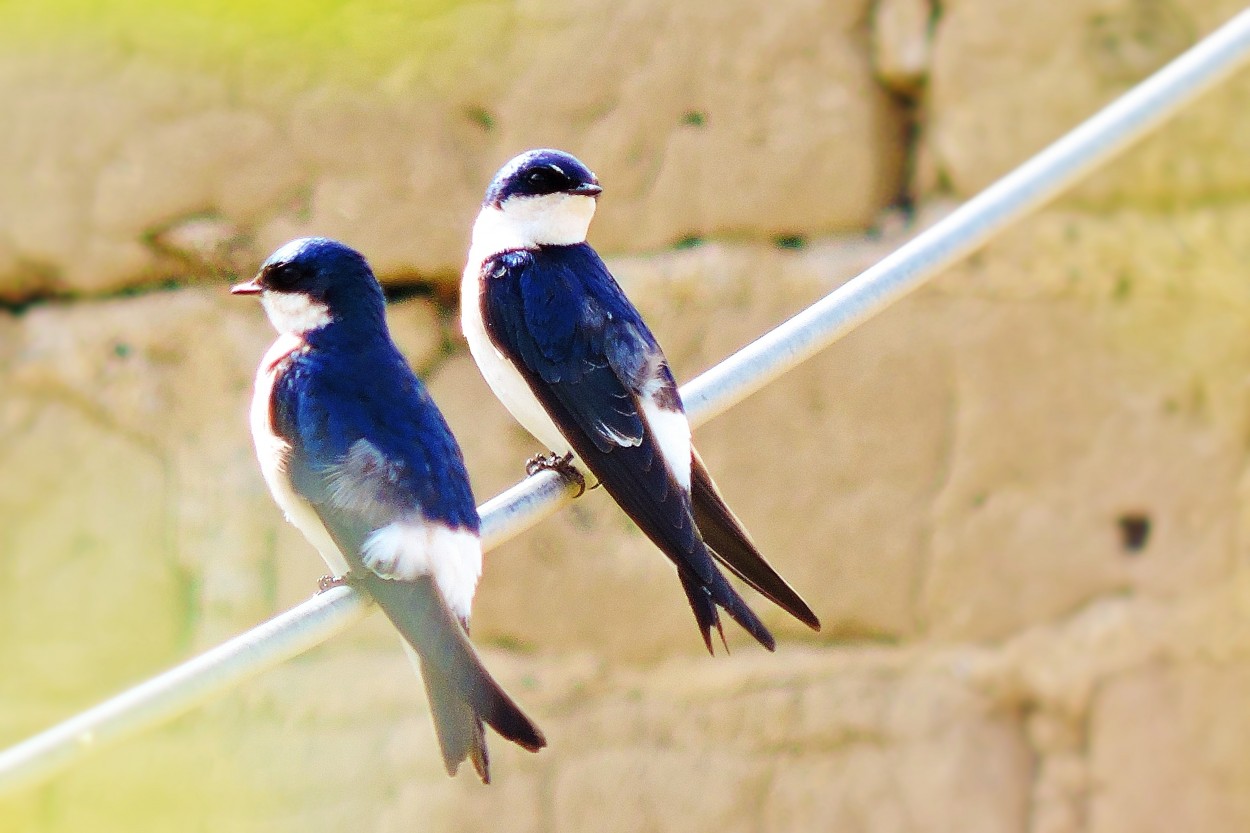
[553,749,768,833]
[947,581,1250,833]
[1089,661,1250,833]
[919,205,1250,641]
[0,396,183,708]
[516,0,905,252]
[381,773,547,833]
[385,295,447,377]
[872,0,933,94]
[549,653,1032,833]
[91,109,299,235]
[1032,753,1088,833]
[12,289,262,444]
[921,298,1241,640]
[0,795,38,833]
[767,736,1028,833]
[928,0,1250,205]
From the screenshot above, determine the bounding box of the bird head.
[474,149,602,251]
[232,237,386,335]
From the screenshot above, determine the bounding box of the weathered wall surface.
[4,1,1250,831]
[0,0,902,298]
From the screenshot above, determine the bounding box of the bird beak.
[569,183,602,197]
[230,277,263,296]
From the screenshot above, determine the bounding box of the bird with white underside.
[460,149,822,653]
[234,237,545,783]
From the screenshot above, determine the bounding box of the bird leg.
[317,573,354,593]
[525,451,586,497]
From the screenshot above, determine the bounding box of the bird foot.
[317,573,352,593]
[525,451,586,497]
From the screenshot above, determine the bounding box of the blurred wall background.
[3,0,1250,830]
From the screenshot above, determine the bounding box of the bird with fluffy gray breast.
[460,149,822,653]
[234,237,545,783]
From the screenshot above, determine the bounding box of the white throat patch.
[260,291,332,335]
[469,193,597,261]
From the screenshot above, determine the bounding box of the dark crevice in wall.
[891,92,925,219]
[870,0,943,220]
[0,288,66,316]
[0,272,465,319]
[382,277,457,307]
[0,277,190,316]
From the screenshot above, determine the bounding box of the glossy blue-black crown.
[256,237,386,316]
[483,149,601,207]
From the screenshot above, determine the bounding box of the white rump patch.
[640,390,691,490]
[361,522,483,620]
[261,290,332,335]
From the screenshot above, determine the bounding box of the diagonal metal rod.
[4,6,1250,798]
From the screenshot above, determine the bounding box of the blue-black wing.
[480,244,773,651]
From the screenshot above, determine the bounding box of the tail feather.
[570,434,781,651]
[467,718,490,781]
[363,574,546,782]
[677,568,722,655]
[414,650,489,781]
[691,448,821,631]
[704,560,776,652]
[678,557,776,654]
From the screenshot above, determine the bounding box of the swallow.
[460,149,821,653]
[233,237,545,782]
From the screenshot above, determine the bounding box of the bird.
[233,237,545,783]
[460,149,821,654]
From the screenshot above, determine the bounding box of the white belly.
[460,264,581,463]
[249,334,352,576]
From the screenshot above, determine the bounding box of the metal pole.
[4,6,1250,798]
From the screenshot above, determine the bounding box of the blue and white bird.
[233,237,545,783]
[460,149,821,653]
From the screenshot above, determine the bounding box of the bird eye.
[524,167,566,193]
[263,263,300,290]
